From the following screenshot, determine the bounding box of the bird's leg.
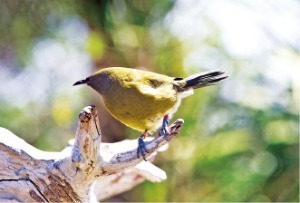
[159,115,170,141]
[137,130,149,161]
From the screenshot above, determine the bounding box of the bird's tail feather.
[183,71,228,89]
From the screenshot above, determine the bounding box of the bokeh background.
[0,0,299,202]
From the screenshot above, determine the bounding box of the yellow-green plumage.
[93,68,183,131]
[74,67,227,133]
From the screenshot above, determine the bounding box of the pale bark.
[0,105,184,202]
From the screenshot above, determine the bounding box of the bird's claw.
[137,115,170,161]
[159,128,170,141]
[137,136,149,161]
[159,115,170,141]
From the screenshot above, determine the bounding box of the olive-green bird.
[74,67,227,160]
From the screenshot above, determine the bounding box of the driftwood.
[0,105,184,202]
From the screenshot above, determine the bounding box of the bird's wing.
[135,80,176,101]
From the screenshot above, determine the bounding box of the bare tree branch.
[0,105,184,202]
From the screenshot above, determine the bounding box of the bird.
[74,67,228,160]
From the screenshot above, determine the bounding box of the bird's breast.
[102,80,178,132]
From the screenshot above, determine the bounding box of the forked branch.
[0,105,184,202]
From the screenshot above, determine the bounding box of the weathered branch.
[0,105,184,202]
[101,119,184,173]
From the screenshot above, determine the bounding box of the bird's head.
[73,72,111,95]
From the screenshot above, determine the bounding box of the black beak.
[73,78,89,86]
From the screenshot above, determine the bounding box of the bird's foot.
[137,130,149,161]
[159,115,170,141]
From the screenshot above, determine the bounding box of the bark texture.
[0,105,184,202]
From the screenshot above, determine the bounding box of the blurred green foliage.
[0,0,298,202]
